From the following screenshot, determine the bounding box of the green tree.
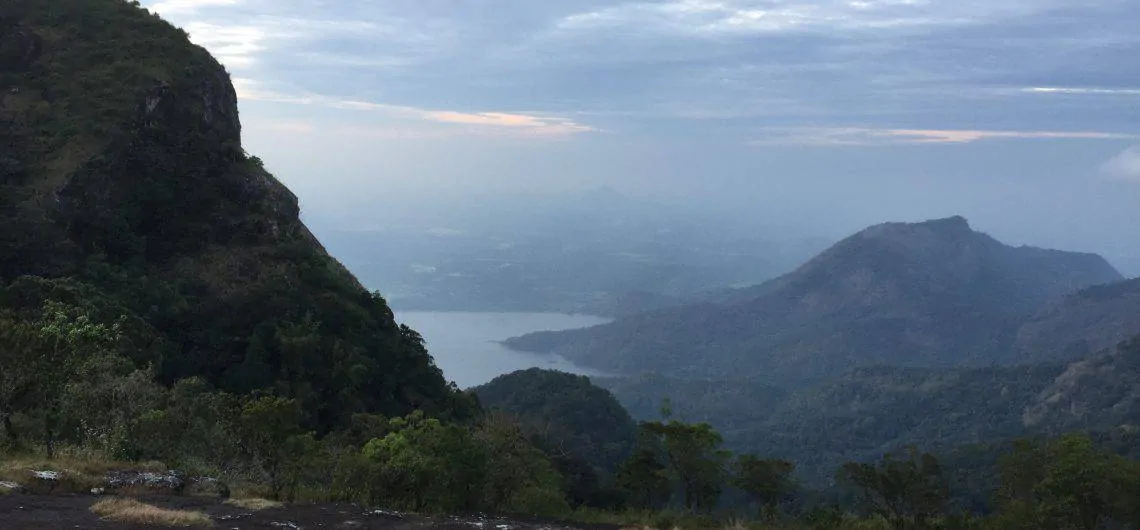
[641,420,729,513]
[58,353,165,458]
[992,434,1140,530]
[362,410,487,512]
[616,446,671,509]
[3,301,124,457]
[236,395,312,499]
[838,446,949,530]
[473,412,570,516]
[0,313,40,447]
[732,454,796,519]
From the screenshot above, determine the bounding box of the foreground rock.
[0,494,618,530]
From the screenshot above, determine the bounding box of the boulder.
[104,470,186,495]
[25,470,63,495]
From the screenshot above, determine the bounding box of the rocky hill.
[0,0,469,431]
[506,216,1121,385]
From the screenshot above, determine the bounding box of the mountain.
[0,0,468,431]
[506,216,1122,385]
[1022,336,1140,433]
[472,369,638,472]
[599,337,1140,486]
[1015,278,1140,362]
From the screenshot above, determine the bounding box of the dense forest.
[2,1,1140,529]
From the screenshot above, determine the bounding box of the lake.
[395,311,612,389]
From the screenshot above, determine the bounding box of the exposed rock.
[0,480,22,493]
[25,470,63,495]
[104,470,186,495]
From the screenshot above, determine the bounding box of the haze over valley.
[2,0,1140,527]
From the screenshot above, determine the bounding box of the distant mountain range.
[506,216,1124,385]
[312,188,832,316]
[497,215,1140,485]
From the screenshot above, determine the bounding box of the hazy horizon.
[143,0,1140,277]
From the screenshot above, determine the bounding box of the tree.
[837,446,949,530]
[473,412,570,516]
[0,313,39,447]
[993,434,1140,530]
[1,301,124,457]
[641,420,729,513]
[732,454,795,519]
[362,410,487,512]
[616,446,671,509]
[236,395,312,499]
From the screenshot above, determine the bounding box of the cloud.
[554,0,1078,36]
[1024,87,1140,96]
[147,0,239,15]
[751,127,1139,146]
[182,22,269,69]
[423,112,597,136]
[234,79,595,138]
[1101,146,1140,182]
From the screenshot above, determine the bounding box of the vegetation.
[474,368,638,471]
[3,2,1140,529]
[90,497,213,527]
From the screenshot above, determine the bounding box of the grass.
[223,497,283,510]
[0,451,166,494]
[90,498,212,527]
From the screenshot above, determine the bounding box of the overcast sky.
[144,0,1140,273]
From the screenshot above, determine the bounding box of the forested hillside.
[474,369,638,471]
[0,0,471,436]
[507,216,1122,384]
[1015,278,1140,361]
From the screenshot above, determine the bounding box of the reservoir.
[395,311,611,388]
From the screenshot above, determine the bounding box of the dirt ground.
[0,494,620,530]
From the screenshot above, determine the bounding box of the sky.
[143,0,1140,274]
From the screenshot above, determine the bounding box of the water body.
[396,311,612,389]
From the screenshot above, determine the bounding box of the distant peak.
[920,215,971,231]
[860,215,976,240]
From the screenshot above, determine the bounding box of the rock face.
[507,217,1123,385]
[0,0,468,430]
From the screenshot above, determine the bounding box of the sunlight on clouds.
[751,127,1140,146]
[234,79,595,138]
[424,112,597,136]
[183,22,268,69]
[1025,87,1140,96]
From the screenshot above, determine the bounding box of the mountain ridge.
[505,216,1123,384]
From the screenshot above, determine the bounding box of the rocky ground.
[0,493,618,530]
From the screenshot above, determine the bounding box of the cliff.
[0,0,469,430]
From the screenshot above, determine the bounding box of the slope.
[0,0,469,431]
[506,216,1121,385]
[1015,278,1140,362]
